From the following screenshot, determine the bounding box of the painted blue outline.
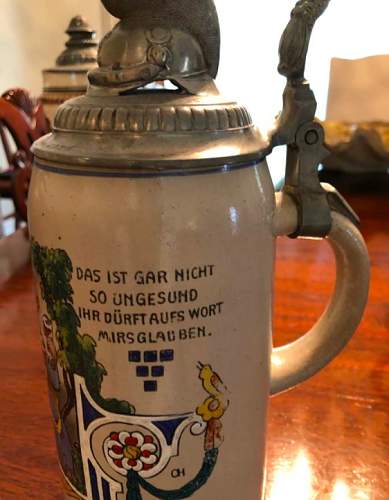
[35,159,260,179]
[81,386,104,430]
[88,460,99,499]
[102,478,111,500]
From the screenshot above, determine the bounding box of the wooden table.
[0,193,388,499]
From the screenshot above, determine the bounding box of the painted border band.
[35,159,262,179]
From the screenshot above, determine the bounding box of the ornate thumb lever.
[272,0,331,146]
[278,0,330,83]
[272,0,358,238]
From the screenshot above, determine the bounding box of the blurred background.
[2,0,389,124]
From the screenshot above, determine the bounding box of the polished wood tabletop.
[0,192,388,499]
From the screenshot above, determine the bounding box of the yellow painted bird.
[196,362,229,423]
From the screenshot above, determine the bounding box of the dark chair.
[0,88,50,226]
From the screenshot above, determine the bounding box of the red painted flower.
[105,431,159,475]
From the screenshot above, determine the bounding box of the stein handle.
[270,193,370,395]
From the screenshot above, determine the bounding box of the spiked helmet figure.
[90,0,220,94]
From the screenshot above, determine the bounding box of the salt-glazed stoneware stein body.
[29,1,370,499]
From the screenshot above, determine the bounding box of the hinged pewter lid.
[34,0,268,171]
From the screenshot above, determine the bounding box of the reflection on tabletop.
[268,449,372,500]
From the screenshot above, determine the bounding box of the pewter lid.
[34,0,268,171]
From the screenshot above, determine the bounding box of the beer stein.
[29,0,370,498]
[41,16,98,124]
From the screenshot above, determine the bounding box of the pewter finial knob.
[56,16,98,66]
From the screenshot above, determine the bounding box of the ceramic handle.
[271,193,370,395]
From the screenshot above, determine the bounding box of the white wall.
[215,0,389,129]
[0,0,103,96]
[0,1,104,235]
[214,0,389,181]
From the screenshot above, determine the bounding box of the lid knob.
[56,16,98,66]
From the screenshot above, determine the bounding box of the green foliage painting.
[32,240,136,421]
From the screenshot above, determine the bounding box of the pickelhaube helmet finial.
[89,0,221,95]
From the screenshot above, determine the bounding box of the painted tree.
[32,240,135,424]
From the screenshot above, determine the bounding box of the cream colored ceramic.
[28,159,369,500]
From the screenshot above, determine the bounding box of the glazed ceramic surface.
[29,161,275,499]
